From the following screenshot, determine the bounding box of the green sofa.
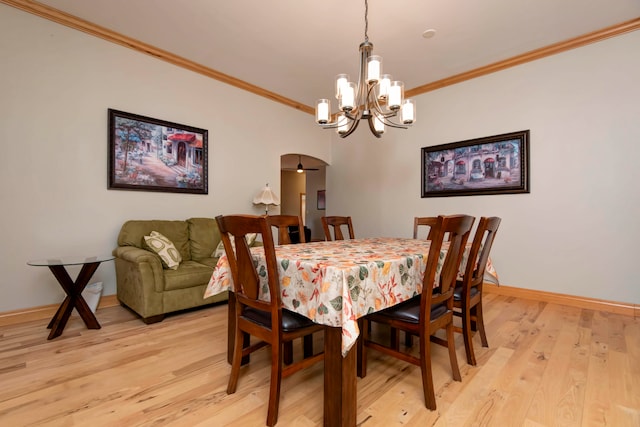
[113,217,226,323]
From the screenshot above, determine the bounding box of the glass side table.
[27,255,114,339]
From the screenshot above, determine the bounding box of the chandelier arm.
[317,108,361,128]
[373,110,408,129]
[365,83,379,113]
[339,116,361,138]
[318,122,340,129]
[368,87,393,116]
[369,93,411,128]
[345,110,359,121]
[366,116,383,138]
[378,119,409,130]
[354,43,371,117]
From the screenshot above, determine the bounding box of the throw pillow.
[212,233,257,258]
[144,231,182,270]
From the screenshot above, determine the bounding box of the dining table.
[203,237,498,427]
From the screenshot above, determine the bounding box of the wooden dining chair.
[453,216,501,365]
[357,214,475,410]
[321,216,355,241]
[413,216,439,239]
[267,214,306,245]
[266,214,314,362]
[216,214,324,426]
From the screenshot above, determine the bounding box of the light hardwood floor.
[0,294,638,426]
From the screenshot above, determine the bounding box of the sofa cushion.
[188,217,220,261]
[144,231,182,270]
[163,260,214,291]
[118,220,191,261]
[195,257,218,269]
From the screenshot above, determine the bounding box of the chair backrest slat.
[267,215,305,245]
[421,214,475,309]
[413,216,439,240]
[321,216,354,241]
[464,216,501,286]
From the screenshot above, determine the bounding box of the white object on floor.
[73,281,103,315]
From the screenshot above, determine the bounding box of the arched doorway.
[280,154,328,241]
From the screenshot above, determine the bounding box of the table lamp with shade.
[253,183,280,215]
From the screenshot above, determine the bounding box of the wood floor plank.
[581,310,611,426]
[526,305,585,426]
[607,350,640,427]
[433,346,514,426]
[0,296,638,426]
[474,296,563,426]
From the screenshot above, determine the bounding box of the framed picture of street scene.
[421,130,529,198]
[108,109,208,194]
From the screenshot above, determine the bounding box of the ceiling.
[17,0,639,113]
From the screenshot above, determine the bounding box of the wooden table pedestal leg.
[324,326,357,427]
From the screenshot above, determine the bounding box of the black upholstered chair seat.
[242,307,318,332]
[453,284,479,301]
[375,297,448,324]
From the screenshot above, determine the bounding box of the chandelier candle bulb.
[316,99,330,124]
[401,99,415,124]
[339,82,356,111]
[388,81,404,110]
[378,74,391,99]
[336,74,350,98]
[367,55,382,83]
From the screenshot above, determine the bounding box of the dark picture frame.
[317,190,326,210]
[108,109,208,194]
[421,130,529,198]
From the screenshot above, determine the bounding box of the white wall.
[0,5,330,312]
[2,4,639,313]
[328,30,640,304]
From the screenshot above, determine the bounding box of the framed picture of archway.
[108,109,208,194]
[421,130,529,198]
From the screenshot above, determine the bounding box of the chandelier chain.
[364,0,369,42]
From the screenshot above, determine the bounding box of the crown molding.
[405,17,640,98]
[1,0,314,115]
[2,1,638,115]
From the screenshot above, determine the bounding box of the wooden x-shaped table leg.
[46,262,102,339]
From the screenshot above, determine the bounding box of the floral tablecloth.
[204,237,498,356]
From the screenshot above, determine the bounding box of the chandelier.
[315,0,416,138]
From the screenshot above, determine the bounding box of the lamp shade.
[253,183,280,206]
